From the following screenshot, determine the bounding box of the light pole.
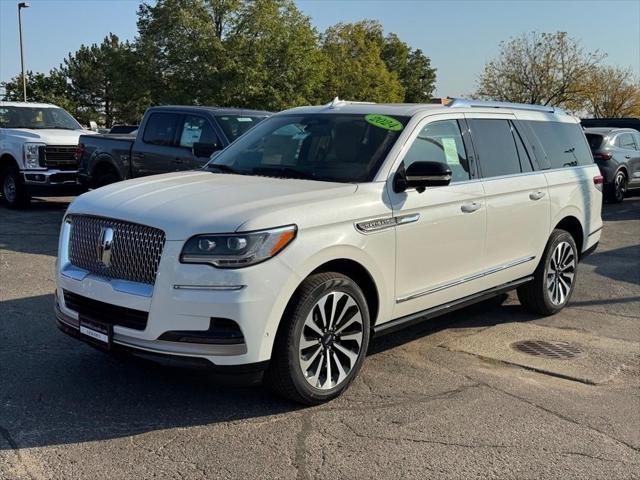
[18,2,30,102]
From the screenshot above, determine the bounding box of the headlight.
[180,225,297,268]
[23,143,45,169]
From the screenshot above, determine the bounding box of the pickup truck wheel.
[1,165,30,208]
[266,272,370,405]
[517,229,577,316]
[93,170,119,189]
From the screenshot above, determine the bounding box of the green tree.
[1,71,75,112]
[475,31,604,107]
[320,21,404,103]
[59,33,146,126]
[382,33,436,102]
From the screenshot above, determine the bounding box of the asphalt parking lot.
[1,196,639,480]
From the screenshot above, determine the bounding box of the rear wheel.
[266,272,370,404]
[92,165,119,189]
[607,170,626,203]
[517,230,578,316]
[1,164,31,208]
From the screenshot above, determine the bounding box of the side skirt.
[372,276,533,337]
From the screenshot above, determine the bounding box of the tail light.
[74,143,85,161]
[593,152,612,160]
[593,175,604,192]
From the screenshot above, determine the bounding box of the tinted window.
[143,113,180,146]
[469,119,521,178]
[585,133,604,150]
[404,119,470,183]
[633,133,640,151]
[525,121,593,168]
[216,115,268,142]
[617,133,637,150]
[207,114,409,183]
[179,115,217,148]
[512,125,533,172]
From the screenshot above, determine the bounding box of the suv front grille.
[40,145,78,170]
[68,215,166,285]
[63,290,148,330]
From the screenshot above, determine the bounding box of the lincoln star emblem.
[97,227,114,267]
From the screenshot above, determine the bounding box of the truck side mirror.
[192,142,221,158]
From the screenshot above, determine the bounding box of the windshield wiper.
[208,164,243,175]
[251,166,316,180]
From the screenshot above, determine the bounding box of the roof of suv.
[583,127,639,135]
[151,105,271,116]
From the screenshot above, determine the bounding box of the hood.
[4,128,95,145]
[67,171,359,240]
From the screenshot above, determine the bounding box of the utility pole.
[18,2,30,102]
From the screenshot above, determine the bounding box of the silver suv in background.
[584,127,640,203]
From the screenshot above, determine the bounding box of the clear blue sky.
[1,0,639,98]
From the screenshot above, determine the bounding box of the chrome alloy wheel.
[614,172,626,202]
[546,241,576,306]
[298,291,364,390]
[3,174,17,204]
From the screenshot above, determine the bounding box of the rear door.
[173,114,221,171]
[131,112,182,177]
[466,114,550,288]
[617,132,640,187]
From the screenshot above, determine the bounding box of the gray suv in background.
[584,127,640,202]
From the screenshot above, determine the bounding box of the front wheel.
[1,164,31,208]
[517,229,578,316]
[266,272,370,404]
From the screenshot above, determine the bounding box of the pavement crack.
[295,412,314,480]
[0,424,37,480]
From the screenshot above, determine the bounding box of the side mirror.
[89,120,99,132]
[394,161,452,193]
[192,142,221,158]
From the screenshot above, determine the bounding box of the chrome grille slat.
[42,145,78,170]
[68,215,166,285]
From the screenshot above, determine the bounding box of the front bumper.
[56,239,302,367]
[22,169,84,196]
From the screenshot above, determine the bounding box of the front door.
[174,114,221,171]
[388,114,487,319]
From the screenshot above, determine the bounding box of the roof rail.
[324,97,377,109]
[447,98,558,113]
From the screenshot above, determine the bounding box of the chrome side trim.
[588,226,603,237]
[355,213,420,234]
[396,255,535,303]
[173,284,246,291]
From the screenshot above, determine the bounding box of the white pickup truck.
[0,101,94,208]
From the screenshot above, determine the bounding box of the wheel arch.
[0,153,19,171]
[554,215,584,257]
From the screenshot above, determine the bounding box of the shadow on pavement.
[582,244,640,285]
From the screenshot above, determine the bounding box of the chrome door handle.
[529,191,546,201]
[461,202,482,213]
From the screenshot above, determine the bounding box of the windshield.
[207,113,409,182]
[215,114,268,142]
[0,106,82,130]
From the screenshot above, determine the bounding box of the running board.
[372,276,533,337]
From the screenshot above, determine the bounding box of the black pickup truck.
[77,106,270,187]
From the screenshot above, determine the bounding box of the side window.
[403,119,471,183]
[143,113,180,146]
[469,119,521,178]
[617,133,636,150]
[179,115,217,148]
[633,133,640,151]
[525,121,593,168]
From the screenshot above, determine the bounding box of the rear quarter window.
[525,121,594,168]
[585,133,604,150]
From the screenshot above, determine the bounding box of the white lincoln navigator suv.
[55,99,603,404]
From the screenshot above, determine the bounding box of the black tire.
[517,229,578,316]
[0,164,31,208]
[606,170,627,203]
[265,272,370,405]
[93,169,119,189]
